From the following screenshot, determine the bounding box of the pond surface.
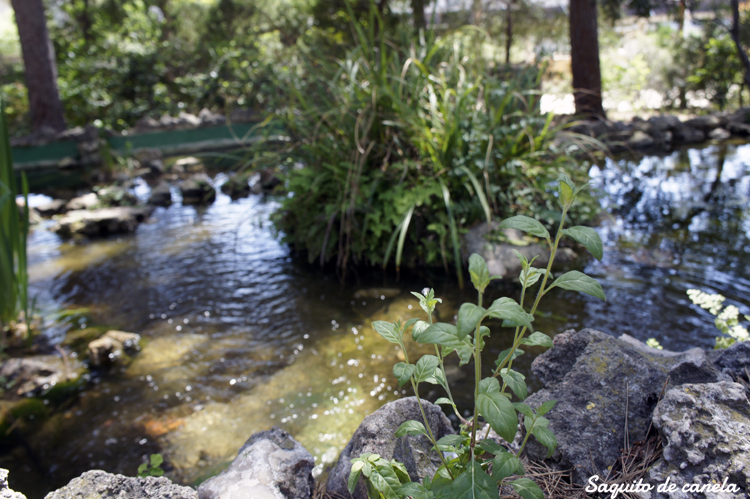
[3,142,749,498]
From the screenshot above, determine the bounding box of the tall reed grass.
[0,95,30,347]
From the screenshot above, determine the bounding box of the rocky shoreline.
[2,331,747,499]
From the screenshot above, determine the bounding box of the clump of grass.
[0,95,31,348]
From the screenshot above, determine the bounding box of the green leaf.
[149,468,164,477]
[537,400,557,416]
[448,460,499,499]
[477,439,508,456]
[393,362,416,387]
[348,467,362,494]
[436,434,469,448]
[495,348,524,367]
[521,332,553,348]
[469,253,491,293]
[531,426,558,458]
[548,271,606,301]
[563,226,603,261]
[424,366,447,388]
[487,298,534,331]
[370,464,401,499]
[457,303,487,340]
[512,402,534,418]
[150,454,163,467]
[479,377,500,395]
[414,355,440,383]
[399,482,431,499]
[511,249,528,269]
[520,267,546,288]
[390,460,411,484]
[137,463,148,475]
[477,392,518,443]
[492,452,522,482]
[510,478,544,499]
[434,397,454,406]
[411,289,442,317]
[500,370,527,400]
[411,320,430,341]
[395,420,428,438]
[498,215,550,240]
[414,323,460,346]
[373,321,402,344]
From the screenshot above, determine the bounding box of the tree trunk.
[569,0,606,117]
[677,0,685,33]
[11,0,66,133]
[472,0,482,25]
[411,0,425,32]
[79,0,92,43]
[731,0,750,88]
[505,1,513,64]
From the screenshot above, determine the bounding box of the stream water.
[3,142,749,498]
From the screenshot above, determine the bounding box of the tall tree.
[11,0,66,133]
[505,0,514,64]
[412,0,426,31]
[731,0,750,88]
[569,0,606,117]
[472,0,482,25]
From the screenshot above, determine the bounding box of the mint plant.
[137,454,165,478]
[348,175,607,499]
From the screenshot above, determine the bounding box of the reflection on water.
[3,142,749,498]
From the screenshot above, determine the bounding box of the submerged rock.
[51,207,154,237]
[179,175,216,205]
[647,382,749,498]
[0,468,26,499]
[463,222,577,279]
[197,426,315,499]
[326,397,454,499]
[0,356,78,398]
[522,329,729,484]
[45,470,198,499]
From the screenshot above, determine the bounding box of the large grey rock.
[45,470,197,499]
[713,342,750,380]
[684,115,727,132]
[197,427,314,499]
[179,176,216,205]
[647,382,749,498]
[463,222,577,279]
[673,125,705,144]
[326,397,454,499]
[523,329,729,484]
[52,207,153,237]
[149,182,173,207]
[629,130,656,149]
[0,468,26,499]
[648,115,682,131]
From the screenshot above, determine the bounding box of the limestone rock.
[708,127,731,140]
[0,356,75,398]
[148,182,173,207]
[52,207,153,237]
[326,397,454,499]
[65,193,99,211]
[45,470,197,499]
[197,427,314,499]
[220,174,251,199]
[672,125,705,144]
[0,468,26,499]
[523,330,729,484]
[647,382,749,498]
[648,115,682,131]
[179,175,216,205]
[462,222,577,279]
[629,130,656,149]
[35,199,67,217]
[713,341,750,380]
[684,115,727,132]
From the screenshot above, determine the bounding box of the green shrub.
[264,5,598,281]
[350,176,606,498]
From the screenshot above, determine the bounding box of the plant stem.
[412,380,454,479]
[470,291,484,450]
[493,209,567,378]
